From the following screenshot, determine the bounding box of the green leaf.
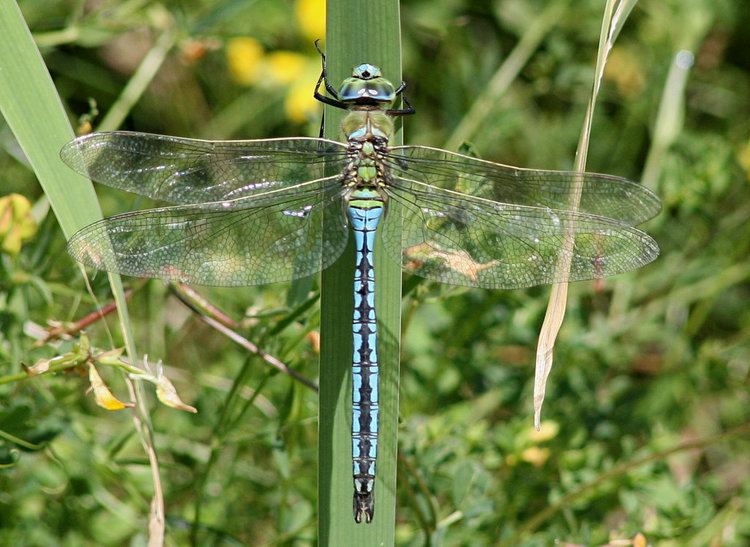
[319,0,403,543]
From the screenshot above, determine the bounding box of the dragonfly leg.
[318,110,326,140]
[313,39,346,107]
[386,82,416,116]
[312,40,345,136]
[314,71,348,110]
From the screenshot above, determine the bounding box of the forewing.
[61,131,348,204]
[385,145,661,225]
[67,178,348,286]
[382,178,659,289]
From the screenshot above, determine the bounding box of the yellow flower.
[266,51,309,85]
[285,73,322,123]
[226,38,322,123]
[0,193,37,255]
[226,37,264,86]
[295,0,326,41]
[88,363,132,411]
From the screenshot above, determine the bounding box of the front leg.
[314,70,348,110]
[386,92,415,117]
[313,39,346,108]
[386,81,416,116]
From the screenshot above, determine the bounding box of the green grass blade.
[641,50,699,191]
[0,3,164,542]
[0,11,100,236]
[319,0,403,543]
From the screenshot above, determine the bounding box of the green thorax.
[342,110,394,142]
[344,128,390,198]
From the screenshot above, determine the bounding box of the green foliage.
[1,0,749,545]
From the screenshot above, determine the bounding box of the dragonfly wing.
[382,177,659,289]
[67,177,348,286]
[385,145,661,225]
[61,131,348,204]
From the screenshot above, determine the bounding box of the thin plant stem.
[35,289,134,346]
[201,313,317,392]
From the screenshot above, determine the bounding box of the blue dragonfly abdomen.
[347,191,384,523]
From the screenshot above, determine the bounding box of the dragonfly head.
[353,63,381,79]
[338,63,396,107]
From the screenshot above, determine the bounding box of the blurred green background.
[1,0,750,544]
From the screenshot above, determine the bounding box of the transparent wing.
[67,177,348,286]
[382,177,659,289]
[61,131,348,204]
[384,145,660,225]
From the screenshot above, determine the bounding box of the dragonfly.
[61,46,660,524]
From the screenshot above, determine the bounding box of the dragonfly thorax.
[338,64,397,106]
[342,110,393,142]
[342,120,390,201]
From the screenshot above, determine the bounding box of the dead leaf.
[154,365,197,413]
[404,242,498,282]
[26,358,52,376]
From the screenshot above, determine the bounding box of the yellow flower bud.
[0,193,37,255]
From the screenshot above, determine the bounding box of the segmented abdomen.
[347,191,383,524]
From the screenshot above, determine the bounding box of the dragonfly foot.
[353,491,374,523]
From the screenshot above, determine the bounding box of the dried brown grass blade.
[534,0,639,428]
